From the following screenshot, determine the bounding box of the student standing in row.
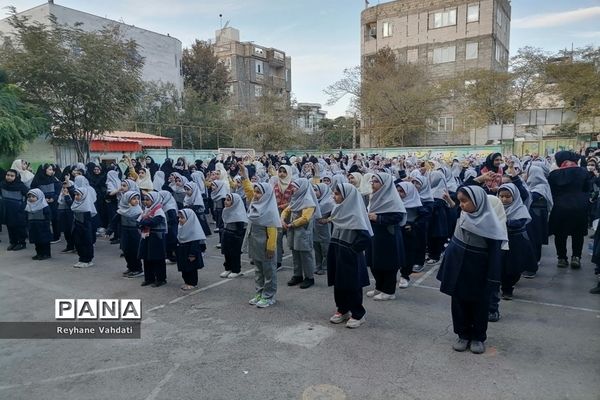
[396,181,427,288]
[366,173,406,301]
[25,188,52,260]
[1,169,28,251]
[108,191,143,277]
[328,183,373,328]
[159,190,179,264]
[437,186,506,355]
[67,186,97,268]
[220,193,248,278]
[176,209,207,290]
[139,192,168,288]
[313,183,334,275]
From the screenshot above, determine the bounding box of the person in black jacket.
[31,164,62,243]
[25,188,52,260]
[1,169,28,250]
[176,209,207,290]
[139,192,168,287]
[65,186,97,268]
[220,193,248,278]
[548,151,591,269]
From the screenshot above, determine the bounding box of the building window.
[255,60,263,75]
[254,85,262,97]
[495,42,508,64]
[382,22,393,38]
[467,4,480,23]
[438,117,454,132]
[285,68,290,82]
[432,9,457,29]
[496,8,503,27]
[254,47,265,56]
[433,46,456,64]
[407,48,418,64]
[366,22,377,39]
[273,51,284,61]
[466,42,479,60]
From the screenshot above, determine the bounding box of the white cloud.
[513,6,600,29]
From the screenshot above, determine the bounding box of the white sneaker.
[78,262,94,268]
[216,244,222,249]
[165,259,176,265]
[373,293,396,301]
[426,258,439,265]
[346,316,365,329]
[366,289,381,298]
[227,272,241,278]
[329,312,351,324]
[398,278,409,289]
[248,294,261,305]
[412,264,425,273]
[73,262,83,268]
[219,271,231,278]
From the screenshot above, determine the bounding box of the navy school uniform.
[164,209,179,262]
[214,198,225,243]
[138,215,167,284]
[35,180,62,241]
[327,230,372,320]
[109,214,142,273]
[1,185,28,246]
[502,218,537,294]
[401,206,429,279]
[65,194,94,263]
[366,212,406,295]
[184,204,212,236]
[437,233,502,343]
[427,198,450,260]
[27,206,52,257]
[222,221,246,274]
[525,192,549,266]
[105,192,119,239]
[177,240,206,286]
[58,186,76,251]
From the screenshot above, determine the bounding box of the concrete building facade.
[294,103,327,134]
[360,0,511,147]
[214,27,291,113]
[0,1,184,94]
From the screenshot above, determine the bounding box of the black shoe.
[557,258,568,268]
[250,260,255,265]
[60,247,74,253]
[38,255,51,260]
[126,270,144,278]
[521,271,536,279]
[32,255,41,260]
[276,263,283,271]
[570,256,581,269]
[7,243,16,251]
[590,282,600,294]
[488,311,501,322]
[141,281,154,287]
[122,269,133,276]
[299,278,315,289]
[287,276,304,286]
[151,281,167,287]
[314,269,326,275]
[501,291,513,300]
[12,243,26,251]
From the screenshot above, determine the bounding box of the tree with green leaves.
[0,68,49,155]
[0,8,144,161]
[182,40,230,104]
[318,117,354,149]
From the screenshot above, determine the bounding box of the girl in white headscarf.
[11,159,34,188]
[220,193,249,279]
[138,191,168,287]
[396,181,427,288]
[152,170,165,192]
[211,178,231,248]
[427,170,456,265]
[365,173,406,301]
[169,172,188,209]
[359,172,374,208]
[25,188,52,260]
[524,165,552,275]
[136,168,153,192]
[312,183,335,275]
[327,183,373,329]
[66,186,97,268]
[436,185,507,355]
[112,191,143,277]
[281,178,321,289]
[159,190,180,264]
[176,209,207,290]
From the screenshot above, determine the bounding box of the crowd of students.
[1,149,599,354]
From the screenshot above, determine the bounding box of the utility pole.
[352,113,357,149]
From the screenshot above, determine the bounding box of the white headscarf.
[106,170,121,193]
[349,172,362,189]
[136,168,153,191]
[25,188,48,212]
[526,165,553,210]
[289,178,321,218]
[139,191,166,221]
[398,182,422,208]
[331,183,373,236]
[74,175,96,203]
[222,193,249,224]
[463,168,477,181]
[498,183,531,223]
[177,209,206,243]
[458,186,508,241]
[360,172,374,196]
[71,186,98,217]
[211,179,230,201]
[117,191,142,218]
[152,170,165,192]
[159,190,178,213]
[487,194,509,250]
[11,159,34,188]
[119,179,139,208]
[313,183,335,216]
[439,165,458,192]
[410,170,433,202]
[191,171,206,193]
[169,172,188,194]
[367,173,405,214]
[183,182,204,207]
[429,170,447,200]
[248,182,282,227]
[276,165,293,192]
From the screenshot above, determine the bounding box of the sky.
[1,0,599,118]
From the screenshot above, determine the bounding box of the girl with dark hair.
[31,163,62,243]
[25,188,52,260]
[139,192,168,287]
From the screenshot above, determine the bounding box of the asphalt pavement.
[0,226,599,400]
